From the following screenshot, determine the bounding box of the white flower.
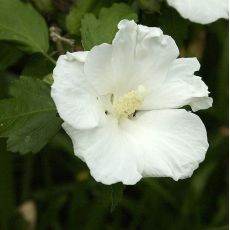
[51,20,213,185]
[167,0,229,24]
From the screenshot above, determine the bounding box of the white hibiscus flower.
[167,0,229,24]
[51,20,213,185]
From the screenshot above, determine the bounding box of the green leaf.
[0,43,23,71]
[81,3,138,50]
[0,77,62,154]
[0,0,49,53]
[110,183,125,212]
[66,0,97,35]
[0,72,16,100]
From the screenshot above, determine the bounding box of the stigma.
[112,85,147,118]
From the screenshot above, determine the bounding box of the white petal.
[84,20,179,97]
[141,58,213,111]
[133,109,209,180]
[51,52,105,129]
[84,43,115,95]
[167,0,229,24]
[62,119,143,185]
[63,109,208,184]
[112,20,179,93]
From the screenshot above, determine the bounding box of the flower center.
[112,85,147,118]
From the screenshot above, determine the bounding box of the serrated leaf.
[0,43,23,71]
[0,0,49,53]
[66,0,97,35]
[0,77,62,154]
[81,3,138,50]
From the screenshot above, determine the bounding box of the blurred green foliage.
[0,0,228,229]
[81,3,138,50]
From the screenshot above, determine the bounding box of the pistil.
[112,85,147,118]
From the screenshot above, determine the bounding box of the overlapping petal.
[141,58,213,111]
[62,119,143,185]
[167,0,229,24]
[51,52,105,129]
[84,43,114,95]
[84,20,179,97]
[135,109,208,180]
[63,109,208,185]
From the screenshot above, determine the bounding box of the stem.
[42,52,56,65]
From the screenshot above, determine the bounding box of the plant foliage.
[81,3,138,50]
[0,77,62,154]
[0,0,49,53]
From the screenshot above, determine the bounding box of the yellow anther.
[112,85,147,118]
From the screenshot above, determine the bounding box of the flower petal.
[112,20,179,93]
[133,109,209,180]
[51,52,105,129]
[62,119,143,185]
[63,109,208,184]
[84,43,115,95]
[141,58,213,111]
[167,0,229,24]
[84,20,179,97]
